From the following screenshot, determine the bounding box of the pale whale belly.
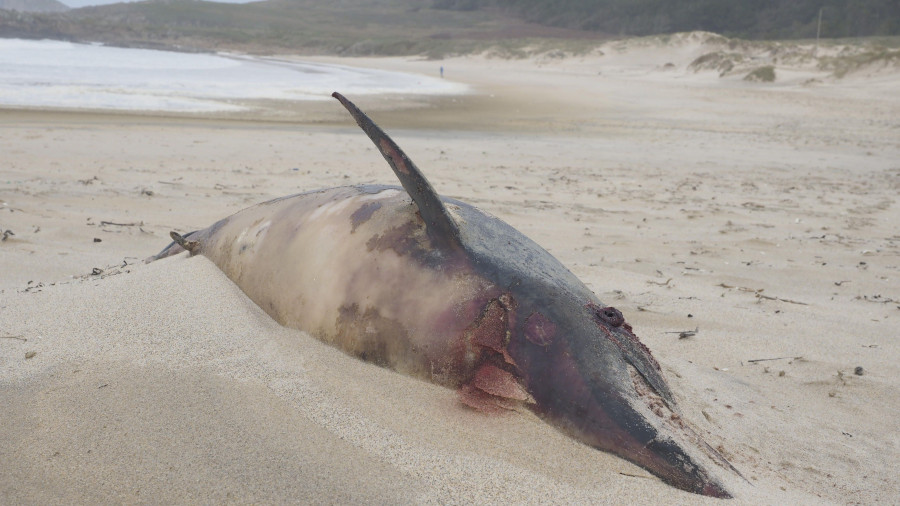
[191,185,501,384]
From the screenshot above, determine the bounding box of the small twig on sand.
[747,356,802,363]
[755,293,809,305]
[717,283,808,305]
[665,327,699,339]
[647,278,672,286]
[856,294,897,304]
[618,471,652,479]
[1,335,27,342]
[717,283,758,293]
[619,471,653,479]
[101,221,141,227]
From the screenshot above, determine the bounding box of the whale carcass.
[150,92,740,497]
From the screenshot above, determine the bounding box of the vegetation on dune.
[818,46,900,77]
[744,65,777,82]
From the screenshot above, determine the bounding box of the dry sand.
[2,33,899,504]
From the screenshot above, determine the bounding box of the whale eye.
[596,306,624,327]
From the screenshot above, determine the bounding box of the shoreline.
[4,30,900,134]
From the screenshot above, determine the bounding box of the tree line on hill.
[433,0,900,39]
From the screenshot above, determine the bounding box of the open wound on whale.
[149,92,742,498]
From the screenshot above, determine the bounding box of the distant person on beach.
[440,66,444,78]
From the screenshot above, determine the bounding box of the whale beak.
[538,357,732,497]
[513,307,735,498]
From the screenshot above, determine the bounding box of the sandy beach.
[2,33,899,504]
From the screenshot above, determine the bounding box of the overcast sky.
[60,0,261,7]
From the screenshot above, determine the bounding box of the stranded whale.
[150,92,739,497]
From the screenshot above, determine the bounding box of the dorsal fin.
[333,92,462,251]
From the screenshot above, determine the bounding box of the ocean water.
[0,39,466,113]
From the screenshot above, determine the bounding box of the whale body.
[150,92,739,497]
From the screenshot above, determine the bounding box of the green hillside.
[0,0,600,56]
[434,0,900,39]
[1,0,896,56]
